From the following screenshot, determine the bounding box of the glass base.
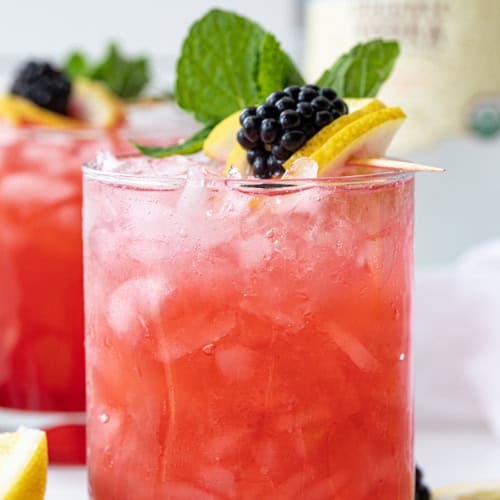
[0,407,86,464]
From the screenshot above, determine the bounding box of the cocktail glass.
[0,104,196,463]
[83,153,414,498]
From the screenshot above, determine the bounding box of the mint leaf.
[134,123,214,158]
[63,43,150,99]
[257,33,304,99]
[175,9,268,124]
[63,52,91,80]
[91,44,149,99]
[316,39,400,98]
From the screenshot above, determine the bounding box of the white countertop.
[47,427,500,499]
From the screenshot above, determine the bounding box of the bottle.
[304,0,500,267]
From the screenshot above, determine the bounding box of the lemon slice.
[305,107,406,177]
[344,97,381,113]
[224,143,251,177]
[0,94,83,128]
[0,428,48,500]
[71,77,125,129]
[204,110,241,162]
[434,482,500,499]
[284,98,385,167]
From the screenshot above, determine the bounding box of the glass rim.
[82,154,414,190]
[0,124,118,140]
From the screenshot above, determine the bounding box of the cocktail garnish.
[135,9,400,166]
[11,62,71,115]
[63,42,150,100]
[347,158,445,173]
[234,85,349,178]
[0,43,150,129]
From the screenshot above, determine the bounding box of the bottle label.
[305,0,500,153]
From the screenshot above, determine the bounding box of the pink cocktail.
[0,105,195,463]
[84,154,414,499]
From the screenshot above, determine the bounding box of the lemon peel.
[0,428,48,500]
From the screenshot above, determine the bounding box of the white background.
[0,0,300,74]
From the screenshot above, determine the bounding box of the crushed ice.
[282,157,318,179]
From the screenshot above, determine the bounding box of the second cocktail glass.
[0,105,196,462]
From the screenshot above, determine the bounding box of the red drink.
[0,106,196,463]
[84,155,414,499]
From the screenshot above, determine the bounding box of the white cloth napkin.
[414,240,500,436]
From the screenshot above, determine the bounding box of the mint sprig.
[134,123,214,158]
[257,33,304,99]
[316,40,400,98]
[175,9,266,124]
[139,9,301,157]
[136,10,400,159]
[63,43,150,99]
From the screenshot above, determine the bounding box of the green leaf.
[316,39,400,98]
[90,43,150,99]
[63,42,150,99]
[134,123,215,158]
[63,52,91,80]
[257,33,304,99]
[175,9,268,124]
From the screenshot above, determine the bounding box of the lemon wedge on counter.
[0,428,48,500]
[433,482,500,499]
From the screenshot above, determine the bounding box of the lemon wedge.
[344,97,382,113]
[221,99,387,177]
[303,107,406,177]
[224,143,250,176]
[204,110,241,162]
[434,482,500,499]
[0,94,83,128]
[71,77,125,129]
[0,428,48,500]
[284,98,385,167]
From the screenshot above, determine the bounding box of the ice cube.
[282,158,318,179]
[198,466,236,497]
[227,165,242,179]
[86,227,127,275]
[215,345,257,382]
[0,172,76,217]
[157,309,236,362]
[203,429,249,461]
[96,150,121,172]
[160,483,216,500]
[107,276,172,341]
[322,321,378,372]
[238,234,274,269]
[177,165,206,217]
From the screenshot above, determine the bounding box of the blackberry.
[10,61,71,115]
[237,85,348,178]
[415,466,431,500]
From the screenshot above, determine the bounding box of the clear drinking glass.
[83,154,414,499]
[0,105,196,463]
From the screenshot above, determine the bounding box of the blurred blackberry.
[415,466,432,500]
[10,61,71,115]
[237,85,348,178]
